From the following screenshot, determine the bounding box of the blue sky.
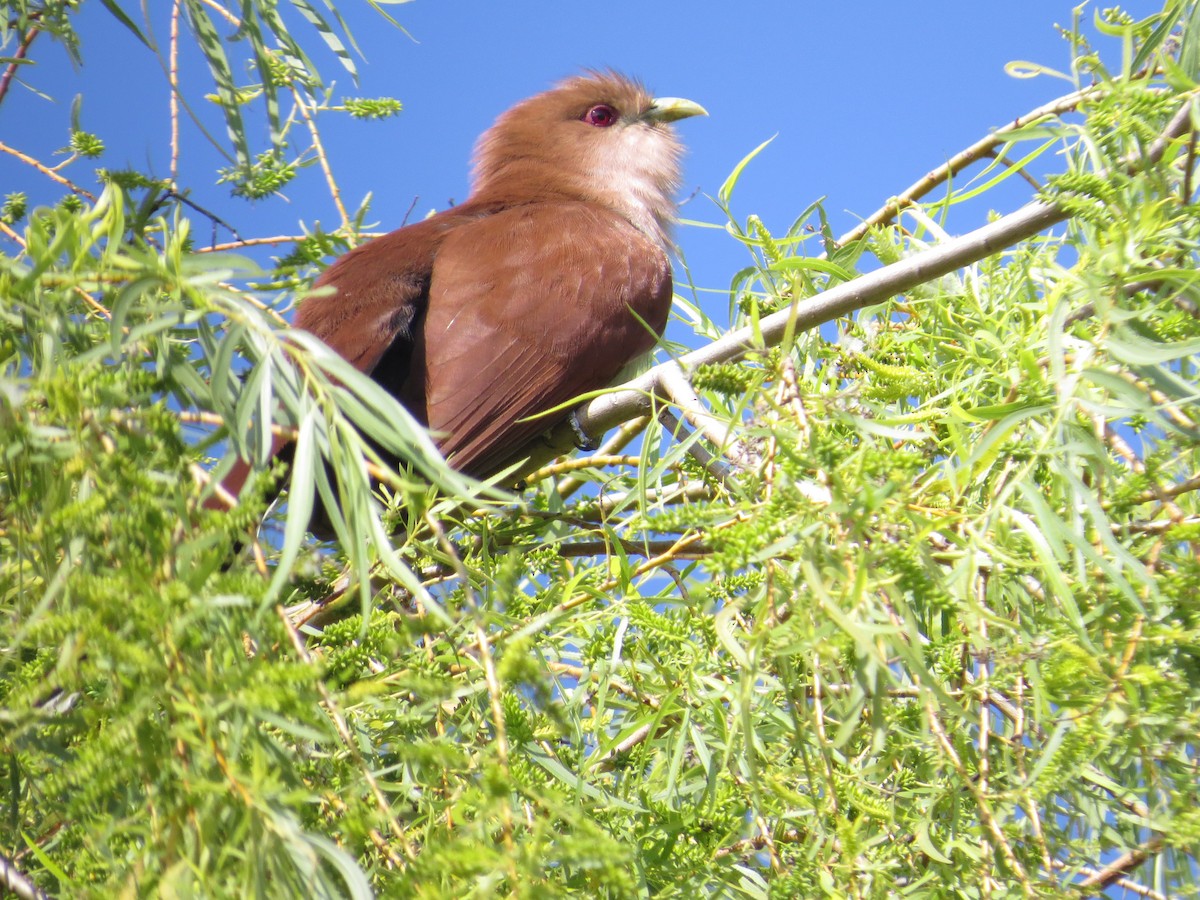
[1,0,1163,324]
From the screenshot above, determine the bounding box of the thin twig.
[1098,421,1186,522]
[200,234,319,252]
[166,189,242,243]
[546,661,658,708]
[714,829,805,861]
[197,0,241,27]
[985,689,1152,821]
[658,361,753,467]
[810,668,839,818]
[0,139,96,200]
[0,24,39,108]
[169,0,182,188]
[926,700,1033,895]
[1013,672,1053,876]
[292,86,351,232]
[596,480,712,515]
[179,409,300,442]
[1047,859,1167,899]
[526,454,645,480]
[556,537,710,559]
[1182,129,1197,202]
[424,514,517,863]
[977,577,993,899]
[836,84,1102,247]
[1118,471,1200,508]
[399,194,420,227]
[1115,514,1200,535]
[657,408,737,485]
[0,218,26,248]
[607,531,710,590]
[985,148,1043,191]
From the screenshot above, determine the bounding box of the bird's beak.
[644,97,708,124]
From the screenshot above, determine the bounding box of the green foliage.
[66,129,104,158]
[2,191,27,224]
[2,1,1200,898]
[219,148,300,200]
[342,97,404,120]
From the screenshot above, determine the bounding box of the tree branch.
[555,198,1065,461]
[1076,838,1165,893]
[0,851,49,900]
[0,24,39,108]
[0,139,96,200]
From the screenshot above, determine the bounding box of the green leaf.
[718,136,775,207]
[184,0,251,168]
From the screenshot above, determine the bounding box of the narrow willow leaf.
[718,136,775,207]
[1107,325,1200,364]
[97,0,153,48]
[768,256,856,283]
[267,410,316,603]
[289,0,358,80]
[1135,1,1187,74]
[211,321,247,417]
[299,833,374,900]
[183,0,250,168]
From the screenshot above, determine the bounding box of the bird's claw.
[569,411,599,451]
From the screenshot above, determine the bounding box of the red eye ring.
[582,104,618,127]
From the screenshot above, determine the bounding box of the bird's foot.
[569,411,599,451]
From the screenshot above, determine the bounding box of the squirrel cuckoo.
[209,72,705,528]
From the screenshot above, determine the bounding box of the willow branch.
[988,149,1044,191]
[1118,471,1200,508]
[0,139,96,200]
[197,0,240,27]
[597,480,712,515]
[657,408,736,484]
[200,234,322,252]
[0,218,25,248]
[0,24,38,108]
[658,360,755,468]
[293,86,351,232]
[555,199,1065,459]
[168,0,182,187]
[557,538,711,559]
[277,606,415,862]
[0,851,49,900]
[1077,838,1165,892]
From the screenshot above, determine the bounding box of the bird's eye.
[582,104,618,127]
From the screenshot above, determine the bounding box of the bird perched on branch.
[210,71,705,526]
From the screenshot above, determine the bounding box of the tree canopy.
[2,2,1199,897]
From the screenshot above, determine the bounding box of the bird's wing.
[206,213,469,514]
[295,207,485,388]
[418,201,673,476]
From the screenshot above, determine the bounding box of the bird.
[207,71,705,530]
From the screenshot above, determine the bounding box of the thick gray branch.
[569,199,1064,448]
[0,851,49,900]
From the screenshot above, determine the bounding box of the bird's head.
[470,71,706,246]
